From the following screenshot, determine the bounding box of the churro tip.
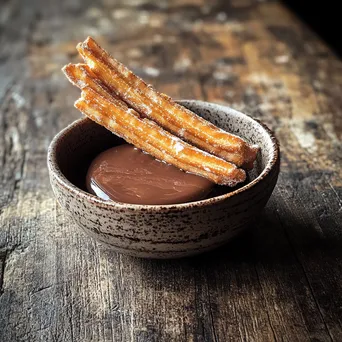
[74,98,83,111]
[81,36,96,51]
[61,64,70,73]
[252,144,260,153]
[84,36,93,43]
[76,42,84,52]
[230,168,247,186]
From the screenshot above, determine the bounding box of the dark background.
[284,0,341,56]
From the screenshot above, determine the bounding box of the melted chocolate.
[86,144,215,205]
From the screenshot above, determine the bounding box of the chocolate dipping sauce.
[86,144,215,205]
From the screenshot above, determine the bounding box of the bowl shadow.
[101,199,342,291]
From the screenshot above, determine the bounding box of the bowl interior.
[52,100,276,202]
[181,100,274,182]
[53,119,124,192]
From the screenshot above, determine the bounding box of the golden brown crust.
[62,64,130,110]
[63,63,142,117]
[75,87,246,186]
[77,36,258,169]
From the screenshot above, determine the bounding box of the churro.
[62,63,138,114]
[75,87,246,186]
[77,37,258,169]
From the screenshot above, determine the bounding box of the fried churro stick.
[62,63,136,113]
[75,87,246,186]
[77,36,258,169]
[63,63,244,185]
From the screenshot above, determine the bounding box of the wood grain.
[0,0,341,341]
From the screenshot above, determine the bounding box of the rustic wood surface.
[0,0,341,341]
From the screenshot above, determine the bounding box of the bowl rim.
[47,100,280,212]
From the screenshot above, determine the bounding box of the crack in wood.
[205,273,219,342]
[0,79,17,169]
[0,251,7,297]
[275,210,335,342]
[253,264,278,342]
[0,243,28,297]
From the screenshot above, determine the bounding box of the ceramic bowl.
[47,100,280,258]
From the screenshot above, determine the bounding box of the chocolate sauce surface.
[86,144,214,205]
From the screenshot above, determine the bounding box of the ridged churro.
[77,36,258,169]
[75,87,246,186]
[62,63,138,114]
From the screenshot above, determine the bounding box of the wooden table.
[1,0,341,341]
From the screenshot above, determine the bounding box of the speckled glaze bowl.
[47,100,280,258]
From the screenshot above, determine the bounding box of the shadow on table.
[126,205,342,289]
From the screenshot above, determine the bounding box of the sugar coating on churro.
[77,36,259,169]
[75,87,246,186]
[61,37,258,187]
